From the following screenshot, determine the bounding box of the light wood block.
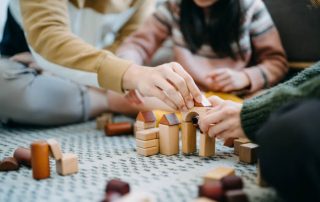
[56,153,78,176]
[137,146,159,156]
[136,139,159,149]
[96,113,113,130]
[199,133,215,157]
[135,121,156,130]
[203,167,235,183]
[120,191,156,202]
[194,197,217,202]
[181,122,196,154]
[47,139,63,160]
[136,128,159,140]
[239,143,259,164]
[182,107,210,122]
[159,124,179,155]
[234,138,250,155]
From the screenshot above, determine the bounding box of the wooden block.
[204,167,235,183]
[234,138,250,155]
[103,192,121,202]
[137,146,159,156]
[198,181,224,201]
[136,139,159,149]
[96,113,113,130]
[56,153,78,176]
[224,138,237,148]
[225,190,249,202]
[105,179,130,195]
[194,197,218,202]
[257,161,268,187]
[181,122,197,154]
[159,113,180,126]
[135,121,156,130]
[0,157,19,171]
[182,107,210,122]
[136,128,159,140]
[47,139,63,160]
[221,175,243,191]
[120,192,156,202]
[104,122,133,136]
[136,111,156,123]
[31,140,50,180]
[194,94,212,107]
[199,133,215,157]
[239,143,259,164]
[159,124,179,155]
[13,147,31,167]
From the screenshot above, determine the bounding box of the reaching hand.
[122,62,202,111]
[205,68,250,92]
[198,96,247,139]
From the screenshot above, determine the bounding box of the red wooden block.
[224,138,237,147]
[104,122,133,136]
[105,179,130,196]
[221,176,243,191]
[0,157,19,171]
[198,181,224,201]
[13,147,31,167]
[225,190,249,202]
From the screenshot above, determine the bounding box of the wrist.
[241,72,251,89]
[122,64,142,90]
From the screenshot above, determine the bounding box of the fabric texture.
[117,0,288,93]
[257,100,320,202]
[0,58,90,126]
[241,61,320,141]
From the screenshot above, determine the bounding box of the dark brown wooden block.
[221,176,243,191]
[0,157,19,171]
[225,190,249,202]
[198,181,224,201]
[13,147,31,167]
[239,143,259,164]
[104,122,133,136]
[105,179,130,196]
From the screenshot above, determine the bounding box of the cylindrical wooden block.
[14,147,32,167]
[31,140,50,180]
[104,122,133,136]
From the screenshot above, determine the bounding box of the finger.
[215,129,237,140]
[207,120,231,138]
[171,63,202,103]
[151,87,178,110]
[154,78,186,110]
[207,69,227,78]
[215,79,232,89]
[129,90,143,105]
[212,73,230,82]
[199,110,227,133]
[166,71,194,108]
[208,96,224,106]
[221,84,235,92]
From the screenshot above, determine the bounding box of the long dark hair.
[179,0,243,59]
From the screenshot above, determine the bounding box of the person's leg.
[256,100,320,202]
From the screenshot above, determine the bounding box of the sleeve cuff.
[97,53,133,93]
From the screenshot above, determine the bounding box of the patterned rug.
[0,118,282,202]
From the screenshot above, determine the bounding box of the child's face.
[193,0,218,7]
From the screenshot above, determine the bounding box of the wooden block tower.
[135,111,157,136]
[158,113,180,155]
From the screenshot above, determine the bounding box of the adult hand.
[122,62,202,111]
[205,68,250,92]
[198,96,247,139]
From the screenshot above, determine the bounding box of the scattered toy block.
[239,143,259,164]
[257,161,268,187]
[47,139,63,160]
[136,128,159,140]
[136,139,159,149]
[137,146,159,157]
[31,140,50,180]
[13,147,31,167]
[181,122,197,154]
[194,197,218,202]
[234,138,250,155]
[224,138,237,148]
[221,176,243,191]
[120,192,156,202]
[198,181,224,201]
[56,153,78,176]
[204,167,235,183]
[0,157,19,171]
[105,179,130,196]
[225,190,249,202]
[104,122,133,136]
[96,113,113,130]
[199,133,215,157]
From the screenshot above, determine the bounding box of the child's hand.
[123,62,202,111]
[198,96,247,140]
[206,68,250,92]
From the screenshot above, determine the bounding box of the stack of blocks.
[233,138,259,164]
[135,112,159,156]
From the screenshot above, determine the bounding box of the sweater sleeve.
[20,0,133,93]
[241,62,320,141]
[116,3,173,65]
[244,0,288,92]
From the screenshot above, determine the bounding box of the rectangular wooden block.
[135,121,156,130]
[136,139,159,149]
[137,146,159,157]
[194,197,218,202]
[47,139,63,160]
[203,167,235,183]
[199,133,215,157]
[136,128,159,140]
[56,153,78,176]
[239,143,259,164]
[224,138,237,148]
[96,113,113,130]
[182,107,209,122]
[181,122,196,154]
[159,124,179,155]
[234,138,250,155]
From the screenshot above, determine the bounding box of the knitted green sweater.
[241,61,320,141]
